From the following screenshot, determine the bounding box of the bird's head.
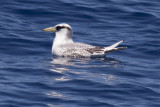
[43,23,72,33]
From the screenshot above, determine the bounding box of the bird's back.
[52,42,96,57]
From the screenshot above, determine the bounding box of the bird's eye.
[56,26,61,31]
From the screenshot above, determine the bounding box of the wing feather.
[57,42,126,57]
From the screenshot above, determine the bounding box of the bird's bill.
[43,27,56,32]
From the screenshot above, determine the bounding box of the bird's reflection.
[49,56,121,82]
[50,56,121,67]
[47,56,122,107]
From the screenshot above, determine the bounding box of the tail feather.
[104,40,127,53]
[104,47,127,53]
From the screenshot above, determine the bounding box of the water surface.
[0,0,160,107]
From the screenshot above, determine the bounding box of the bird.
[43,23,127,58]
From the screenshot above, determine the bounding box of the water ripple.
[0,0,160,107]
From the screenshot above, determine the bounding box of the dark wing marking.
[86,47,105,54]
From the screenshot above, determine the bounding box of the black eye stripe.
[56,26,65,30]
[56,26,71,31]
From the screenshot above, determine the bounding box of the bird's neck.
[53,30,73,46]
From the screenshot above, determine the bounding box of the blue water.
[0,0,160,107]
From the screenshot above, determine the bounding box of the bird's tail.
[104,40,127,53]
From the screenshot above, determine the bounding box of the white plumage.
[43,23,126,57]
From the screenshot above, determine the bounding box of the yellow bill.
[43,27,56,32]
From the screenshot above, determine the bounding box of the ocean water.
[0,0,160,107]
